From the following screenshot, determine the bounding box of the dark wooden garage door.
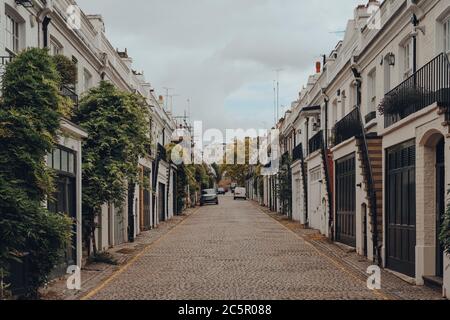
[386,140,416,277]
[335,153,356,247]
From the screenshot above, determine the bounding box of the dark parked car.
[200,189,219,206]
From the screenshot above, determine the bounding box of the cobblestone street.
[83,196,442,300]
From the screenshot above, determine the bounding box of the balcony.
[333,108,362,146]
[383,53,450,128]
[157,143,167,162]
[309,130,323,154]
[292,144,304,162]
[60,85,79,109]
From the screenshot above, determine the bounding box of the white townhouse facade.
[0,0,177,275]
[266,0,450,298]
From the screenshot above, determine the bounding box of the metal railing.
[309,130,323,154]
[333,108,362,146]
[292,144,304,162]
[157,143,167,162]
[60,85,79,109]
[384,53,450,128]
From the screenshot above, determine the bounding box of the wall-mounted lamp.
[387,53,396,66]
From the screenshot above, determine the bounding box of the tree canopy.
[74,81,151,253]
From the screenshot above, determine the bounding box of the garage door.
[335,154,356,247]
[386,140,416,277]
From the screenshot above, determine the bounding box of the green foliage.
[0,48,73,298]
[52,54,78,87]
[88,251,118,266]
[74,81,151,254]
[440,190,450,255]
[277,153,292,216]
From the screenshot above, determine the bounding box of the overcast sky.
[76,0,362,131]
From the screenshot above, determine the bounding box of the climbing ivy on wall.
[0,48,73,298]
[440,190,450,256]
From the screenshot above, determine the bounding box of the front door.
[335,154,356,247]
[436,138,445,278]
[386,140,416,277]
[159,183,166,222]
[309,167,322,231]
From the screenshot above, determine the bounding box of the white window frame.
[5,14,20,54]
[444,16,450,54]
[402,39,414,79]
[367,69,377,114]
[83,69,93,93]
[49,38,63,56]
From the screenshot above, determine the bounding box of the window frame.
[367,69,377,114]
[5,13,20,54]
[444,16,450,54]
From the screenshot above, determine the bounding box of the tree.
[73,81,151,255]
[52,55,78,87]
[0,48,73,298]
[440,190,450,256]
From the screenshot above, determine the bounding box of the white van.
[234,187,247,200]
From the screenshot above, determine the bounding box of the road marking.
[81,208,201,300]
[255,204,392,300]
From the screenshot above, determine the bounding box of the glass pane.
[53,148,61,171]
[47,152,53,168]
[68,153,75,174]
[61,150,68,172]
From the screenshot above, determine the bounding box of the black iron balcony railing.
[0,56,14,81]
[292,144,304,162]
[60,85,79,109]
[333,108,363,146]
[157,143,167,162]
[309,130,323,154]
[0,55,13,66]
[383,53,450,128]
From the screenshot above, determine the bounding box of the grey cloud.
[77,0,362,131]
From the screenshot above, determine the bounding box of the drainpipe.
[412,14,419,75]
[42,16,51,48]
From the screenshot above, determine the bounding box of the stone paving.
[82,196,443,300]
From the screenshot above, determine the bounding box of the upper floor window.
[402,40,413,79]
[50,38,63,56]
[5,14,19,53]
[444,17,450,53]
[368,69,377,114]
[83,69,93,93]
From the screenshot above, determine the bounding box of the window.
[368,69,377,114]
[444,17,450,53]
[402,40,413,79]
[50,39,63,56]
[83,69,93,93]
[341,91,346,118]
[5,14,19,53]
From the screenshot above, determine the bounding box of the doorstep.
[384,269,416,285]
[423,276,444,292]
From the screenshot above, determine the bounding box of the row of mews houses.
[249,0,450,298]
[0,0,179,295]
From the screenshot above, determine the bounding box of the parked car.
[217,188,226,195]
[234,187,247,200]
[200,189,219,206]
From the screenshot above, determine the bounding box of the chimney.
[158,95,164,105]
[316,61,321,74]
